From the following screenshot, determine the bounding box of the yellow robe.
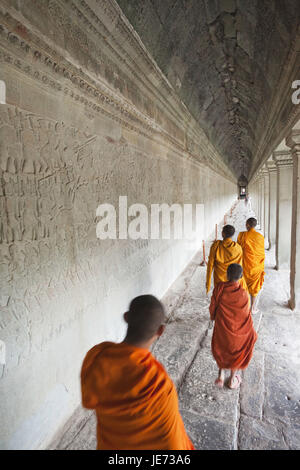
[237,228,265,296]
[206,238,246,293]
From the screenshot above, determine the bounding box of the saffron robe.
[81,341,194,450]
[237,228,265,296]
[206,238,247,293]
[210,281,257,370]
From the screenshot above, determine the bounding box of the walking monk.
[81,295,194,450]
[209,264,257,389]
[206,225,246,294]
[237,217,265,313]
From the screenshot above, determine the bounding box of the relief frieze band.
[0,0,234,180]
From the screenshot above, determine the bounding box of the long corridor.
[50,200,300,450]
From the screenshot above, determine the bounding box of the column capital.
[261,164,269,176]
[256,168,264,179]
[286,129,300,152]
[266,159,277,173]
[273,149,293,167]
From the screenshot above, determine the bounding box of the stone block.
[263,353,300,429]
[153,317,208,386]
[240,350,264,419]
[238,415,288,450]
[181,409,236,450]
[179,349,240,425]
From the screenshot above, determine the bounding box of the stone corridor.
[50,201,300,450]
[1,0,300,450]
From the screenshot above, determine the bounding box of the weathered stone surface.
[263,353,300,429]
[181,409,236,450]
[116,0,300,178]
[152,316,209,386]
[48,407,94,450]
[179,349,240,425]
[257,314,300,358]
[282,426,300,450]
[50,200,300,451]
[63,413,97,451]
[240,350,264,420]
[238,415,288,450]
[0,0,238,449]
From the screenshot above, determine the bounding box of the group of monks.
[81,217,265,450]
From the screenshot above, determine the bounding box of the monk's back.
[214,239,242,265]
[81,341,193,450]
[211,282,257,370]
[238,229,265,266]
[214,282,250,326]
[213,239,243,282]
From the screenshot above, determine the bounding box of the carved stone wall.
[0,0,236,449]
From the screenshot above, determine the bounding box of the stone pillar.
[262,165,269,247]
[286,130,300,310]
[258,170,264,232]
[274,149,293,270]
[252,175,259,216]
[255,176,260,217]
[266,158,277,250]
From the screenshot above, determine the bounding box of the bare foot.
[215,378,224,388]
[228,375,242,389]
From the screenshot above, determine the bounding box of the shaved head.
[222,225,235,238]
[227,263,243,282]
[246,217,257,228]
[125,295,166,342]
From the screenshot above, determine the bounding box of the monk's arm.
[206,243,216,294]
[81,364,100,409]
[209,287,217,321]
[237,232,243,248]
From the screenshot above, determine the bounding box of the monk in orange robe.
[210,264,257,389]
[206,225,247,294]
[237,217,265,313]
[81,295,194,450]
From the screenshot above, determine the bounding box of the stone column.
[262,165,269,247]
[255,176,260,217]
[258,170,264,232]
[274,149,293,270]
[286,130,300,310]
[253,175,259,218]
[266,158,277,250]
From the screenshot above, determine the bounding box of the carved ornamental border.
[0,0,235,181]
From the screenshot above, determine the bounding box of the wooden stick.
[200,240,207,266]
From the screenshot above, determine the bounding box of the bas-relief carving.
[0,104,235,375]
[0,0,236,448]
[0,0,233,181]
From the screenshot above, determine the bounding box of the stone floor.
[49,200,300,450]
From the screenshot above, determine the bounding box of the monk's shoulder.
[214,281,225,296]
[151,354,174,388]
[238,231,246,238]
[82,341,114,370]
[255,231,265,241]
[239,285,250,300]
[211,240,220,250]
[232,240,243,251]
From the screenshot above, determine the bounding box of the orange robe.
[81,341,194,450]
[206,238,247,293]
[237,228,265,296]
[210,281,257,369]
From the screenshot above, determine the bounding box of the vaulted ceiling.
[116,0,300,179]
